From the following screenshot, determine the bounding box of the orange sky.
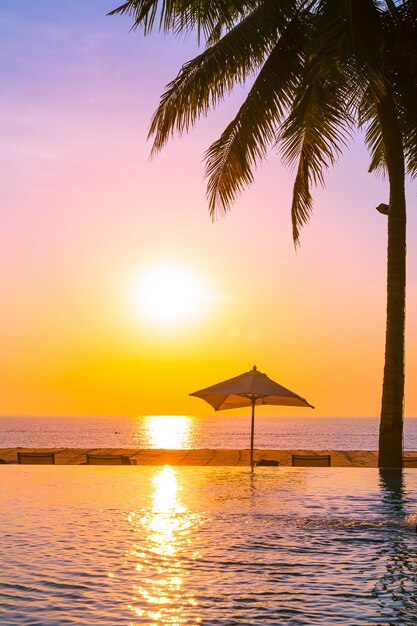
[0,0,416,418]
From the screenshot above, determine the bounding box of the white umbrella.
[190,365,314,468]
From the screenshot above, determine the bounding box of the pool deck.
[2,448,417,466]
[1,448,414,466]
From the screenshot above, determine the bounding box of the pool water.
[1,467,417,625]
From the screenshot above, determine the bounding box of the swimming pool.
[1,466,417,624]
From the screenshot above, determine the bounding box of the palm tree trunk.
[376,95,406,468]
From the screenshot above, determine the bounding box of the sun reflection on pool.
[152,464,181,512]
[141,415,193,449]
[127,466,204,624]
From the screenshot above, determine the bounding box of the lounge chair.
[403,457,417,468]
[85,453,137,465]
[17,452,55,464]
[292,454,331,467]
[256,459,279,466]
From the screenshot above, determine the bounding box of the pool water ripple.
[1,467,417,624]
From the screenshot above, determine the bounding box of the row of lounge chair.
[10,452,417,466]
[10,453,330,465]
[14,452,137,465]
[257,455,331,467]
[258,455,417,467]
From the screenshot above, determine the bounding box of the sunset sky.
[1,0,416,418]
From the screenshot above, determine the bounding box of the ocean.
[1,414,417,450]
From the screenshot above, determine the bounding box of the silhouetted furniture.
[403,457,417,468]
[17,452,55,464]
[256,459,279,466]
[85,453,137,465]
[292,454,331,467]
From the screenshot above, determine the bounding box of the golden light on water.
[142,415,193,449]
[152,465,181,513]
[127,466,204,623]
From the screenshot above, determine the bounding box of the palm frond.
[280,57,354,242]
[290,154,313,244]
[382,0,417,178]
[148,1,295,155]
[110,0,417,239]
[108,0,252,40]
[203,13,308,218]
[365,114,386,175]
[313,0,387,101]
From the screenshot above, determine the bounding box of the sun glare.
[143,415,192,449]
[133,265,208,325]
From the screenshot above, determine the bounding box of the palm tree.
[110,0,417,467]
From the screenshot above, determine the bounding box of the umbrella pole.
[250,397,255,470]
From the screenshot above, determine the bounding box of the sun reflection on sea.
[127,466,204,624]
[140,415,194,449]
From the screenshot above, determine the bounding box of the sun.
[132,264,208,325]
